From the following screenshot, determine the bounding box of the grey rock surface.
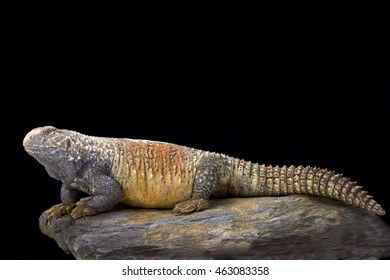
[39,195,390,260]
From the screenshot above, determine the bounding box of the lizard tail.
[229,163,385,216]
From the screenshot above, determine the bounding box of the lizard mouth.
[23,132,42,154]
[23,136,44,155]
[23,144,43,155]
[23,132,36,148]
[23,135,31,147]
[23,136,34,154]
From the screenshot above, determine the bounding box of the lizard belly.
[117,173,193,209]
[110,140,197,209]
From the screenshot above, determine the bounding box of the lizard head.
[24,126,65,157]
[23,126,78,180]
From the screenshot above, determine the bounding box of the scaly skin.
[23,126,386,222]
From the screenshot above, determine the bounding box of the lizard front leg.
[69,174,123,221]
[172,158,218,215]
[47,182,79,223]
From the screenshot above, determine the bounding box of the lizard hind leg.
[172,198,209,215]
[172,157,219,215]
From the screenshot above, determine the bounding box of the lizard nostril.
[23,132,34,147]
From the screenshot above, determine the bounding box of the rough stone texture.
[39,195,390,260]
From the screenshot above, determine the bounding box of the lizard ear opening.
[65,138,71,156]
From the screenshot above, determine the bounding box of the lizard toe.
[47,203,76,224]
[70,201,97,221]
[172,198,209,215]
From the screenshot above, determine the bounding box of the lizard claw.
[69,201,97,221]
[172,198,209,215]
[47,203,76,225]
[69,215,75,225]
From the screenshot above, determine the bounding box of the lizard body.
[23,126,386,221]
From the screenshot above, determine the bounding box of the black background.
[1,45,388,259]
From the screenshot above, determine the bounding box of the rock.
[39,195,390,260]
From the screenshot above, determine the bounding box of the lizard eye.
[43,128,54,136]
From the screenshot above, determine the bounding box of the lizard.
[23,126,386,222]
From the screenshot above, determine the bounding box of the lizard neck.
[65,132,116,175]
[70,133,116,161]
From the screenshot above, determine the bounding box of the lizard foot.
[70,201,97,222]
[172,198,209,215]
[47,203,75,224]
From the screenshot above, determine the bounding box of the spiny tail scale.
[231,160,385,216]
